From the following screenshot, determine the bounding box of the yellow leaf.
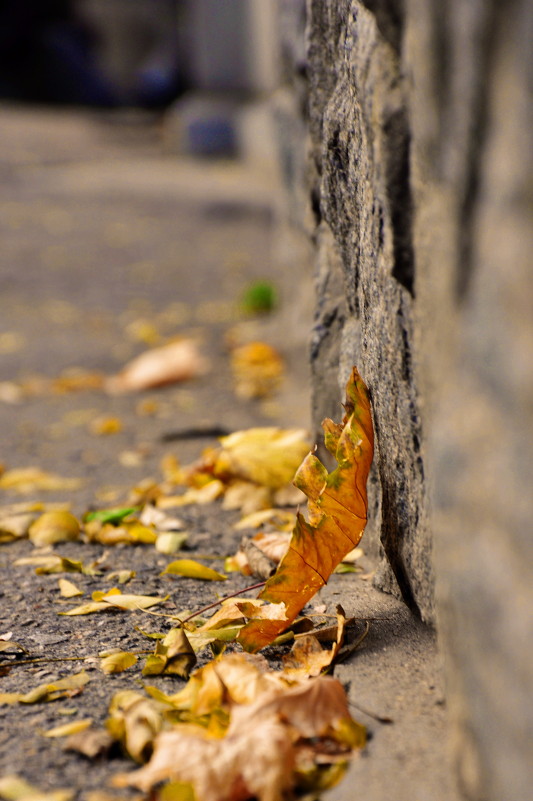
[161,559,226,581]
[155,532,188,554]
[1,671,91,705]
[158,481,224,508]
[213,427,310,490]
[89,416,123,436]
[43,718,93,738]
[142,628,196,678]
[0,468,81,494]
[230,342,284,399]
[0,775,73,801]
[59,601,109,616]
[106,570,136,584]
[106,690,166,763]
[101,592,169,611]
[113,655,364,800]
[85,521,156,546]
[100,652,138,674]
[157,782,195,801]
[28,511,80,546]
[238,367,374,652]
[0,502,43,542]
[58,579,83,598]
[234,508,296,532]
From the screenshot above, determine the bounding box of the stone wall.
[304,1,533,799]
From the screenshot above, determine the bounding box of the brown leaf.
[65,728,114,759]
[238,367,374,652]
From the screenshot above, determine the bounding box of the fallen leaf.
[155,532,188,554]
[43,719,93,738]
[60,589,168,616]
[105,339,209,394]
[29,511,80,547]
[100,652,138,674]
[210,428,310,490]
[89,416,123,436]
[58,579,83,598]
[85,507,139,525]
[161,559,227,582]
[0,775,73,801]
[114,654,364,801]
[64,728,114,759]
[156,782,195,801]
[157,481,225,508]
[0,502,43,542]
[106,570,136,584]
[106,690,166,763]
[221,481,271,515]
[0,469,82,494]
[238,368,374,652]
[52,370,104,393]
[139,505,184,531]
[0,634,27,655]
[282,608,347,678]
[239,281,278,314]
[142,629,196,678]
[13,555,91,575]
[85,521,157,546]
[230,342,284,399]
[234,508,296,532]
[0,671,90,705]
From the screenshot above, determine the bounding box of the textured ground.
[0,105,458,801]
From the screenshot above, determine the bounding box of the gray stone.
[304,1,533,798]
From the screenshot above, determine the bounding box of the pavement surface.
[0,105,459,801]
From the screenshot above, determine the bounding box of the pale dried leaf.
[105,339,209,394]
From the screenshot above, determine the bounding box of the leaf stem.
[180,581,266,625]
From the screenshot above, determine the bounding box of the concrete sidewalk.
[0,105,458,801]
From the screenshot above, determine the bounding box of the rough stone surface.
[305,1,533,799]
[307,1,433,620]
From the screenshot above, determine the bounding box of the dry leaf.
[89,417,123,436]
[29,511,80,547]
[282,608,347,678]
[114,654,364,801]
[0,775,73,801]
[155,532,188,554]
[142,629,196,678]
[43,719,93,738]
[58,579,83,598]
[60,589,168,616]
[230,342,284,399]
[0,502,43,542]
[234,508,296,532]
[85,521,157,546]
[52,370,104,393]
[105,339,209,394]
[161,559,227,581]
[64,727,114,759]
[106,690,167,763]
[100,652,138,674]
[211,428,310,490]
[0,469,81,494]
[0,671,90,705]
[238,368,374,652]
[139,506,184,531]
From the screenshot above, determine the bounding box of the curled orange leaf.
[238,367,374,652]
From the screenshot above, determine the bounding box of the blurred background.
[0,0,313,499]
